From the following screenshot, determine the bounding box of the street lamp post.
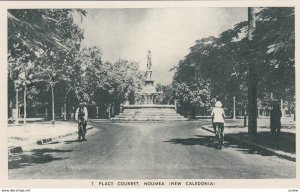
[233,96,236,120]
[23,82,27,125]
[244,109,247,127]
[50,83,55,125]
[108,105,111,119]
[96,106,99,118]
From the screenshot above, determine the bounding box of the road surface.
[8,121,295,179]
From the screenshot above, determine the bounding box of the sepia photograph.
[1,0,298,189]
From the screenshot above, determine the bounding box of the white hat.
[215,101,222,107]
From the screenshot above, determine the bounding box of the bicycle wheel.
[82,125,86,141]
[78,123,83,141]
[217,128,222,150]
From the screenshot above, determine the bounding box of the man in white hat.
[75,102,88,141]
[211,101,226,148]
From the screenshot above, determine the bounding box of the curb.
[37,138,53,145]
[90,119,110,122]
[8,146,23,155]
[35,126,94,145]
[201,125,296,162]
[8,126,94,155]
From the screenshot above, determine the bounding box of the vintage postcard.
[0,0,299,190]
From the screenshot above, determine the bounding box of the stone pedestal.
[112,105,187,121]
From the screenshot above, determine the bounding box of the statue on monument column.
[147,50,152,70]
[146,50,152,80]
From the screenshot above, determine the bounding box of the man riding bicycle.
[211,101,226,149]
[75,102,88,141]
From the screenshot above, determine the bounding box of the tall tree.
[254,8,295,108]
[8,9,85,123]
[247,7,257,137]
[170,7,294,124]
[106,60,144,113]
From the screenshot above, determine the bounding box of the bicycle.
[214,123,224,150]
[78,120,86,141]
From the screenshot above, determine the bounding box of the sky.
[75,8,247,85]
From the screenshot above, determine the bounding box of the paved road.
[8,121,295,179]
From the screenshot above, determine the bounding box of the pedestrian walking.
[211,101,226,149]
[270,104,282,136]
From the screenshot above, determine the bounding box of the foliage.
[8,8,295,120]
[254,8,295,104]
[154,83,174,105]
[105,60,144,105]
[8,9,85,96]
[170,8,295,117]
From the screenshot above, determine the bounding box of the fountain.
[112,51,187,121]
[137,50,162,105]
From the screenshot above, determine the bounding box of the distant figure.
[75,102,88,140]
[270,104,282,136]
[211,101,226,148]
[70,111,74,121]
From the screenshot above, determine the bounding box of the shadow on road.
[164,134,279,157]
[64,139,80,144]
[64,139,88,144]
[164,135,221,150]
[202,125,295,154]
[9,148,72,169]
[226,131,295,154]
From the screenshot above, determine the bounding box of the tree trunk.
[24,84,27,125]
[288,100,291,117]
[64,96,67,120]
[51,86,55,124]
[191,106,196,119]
[15,88,19,124]
[248,7,257,137]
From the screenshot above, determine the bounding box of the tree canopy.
[8,9,144,120]
[169,7,295,118]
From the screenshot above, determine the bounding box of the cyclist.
[75,102,88,141]
[211,101,226,149]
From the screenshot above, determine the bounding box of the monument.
[137,50,162,105]
[112,51,187,121]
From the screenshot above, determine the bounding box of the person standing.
[211,101,226,148]
[270,104,282,136]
